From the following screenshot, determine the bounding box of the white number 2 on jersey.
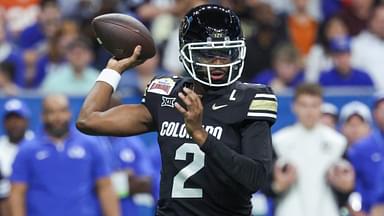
[171,143,205,198]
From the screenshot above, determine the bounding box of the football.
[92,13,156,60]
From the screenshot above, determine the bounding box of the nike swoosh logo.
[212,103,228,110]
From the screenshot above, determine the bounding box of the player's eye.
[193,48,240,62]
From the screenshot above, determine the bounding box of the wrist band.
[96,68,121,92]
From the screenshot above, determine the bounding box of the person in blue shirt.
[98,96,156,216]
[17,1,62,50]
[370,161,384,216]
[319,36,374,88]
[251,42,304,94]
[99,135,155,216]
[9,94,120,216]
[148,141,161,203]
[348,92,384,214]
[0,99,34,216]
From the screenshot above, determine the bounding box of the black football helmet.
[179,4,246,87]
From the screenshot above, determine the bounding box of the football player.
[77,4,277,215]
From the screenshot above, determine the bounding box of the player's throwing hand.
[106,45,144,74]
[175,87,208,145]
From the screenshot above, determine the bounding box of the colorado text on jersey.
[160,121,223,140]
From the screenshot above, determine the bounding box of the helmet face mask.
[179,5,246,87]
[180,40,246,86]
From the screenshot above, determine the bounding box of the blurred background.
[0,0,384,215]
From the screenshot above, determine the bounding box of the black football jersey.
[142,76,277,216]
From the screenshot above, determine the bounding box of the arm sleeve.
[200,121,272,193]
[260,149,280,198]
[10,147,31,184]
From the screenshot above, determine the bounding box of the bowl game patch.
[148,78,176,95]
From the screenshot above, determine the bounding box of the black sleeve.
[200,121,273,193]
[260,149,279,198]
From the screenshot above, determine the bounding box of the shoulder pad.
[237,83,277,125]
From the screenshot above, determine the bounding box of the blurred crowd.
[0,0,383,97]
[1,0,384,216]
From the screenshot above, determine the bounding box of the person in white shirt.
[270,83,355,216]
[0,99,34,215]
[351,4,384,90]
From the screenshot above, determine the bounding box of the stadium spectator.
[57,0,101,22]
[242,2,288,82]
[266,0,322,21]
[17,0,62,90]
[100,135,155,216]
[270,83,354,216]
[370,165,384,216]
[339,101,372,146]
[17,0,62,51]
[319,36,374,88]
[321,0,343,20]
[0,99,33,216]
[347,92,384,214]
[251,42,304,94]
[351,4,384,90]
[32,20,79,88]
[9,94,120,216]
[306,16,349,82]
[0,19,26,88]
[122,0,178,25]
[286,0,319,57]
[98,96,155,216]
[320,102,339,129]
[0,0,40,38]
[337,0,375,36]
[0,63,19,96]
[40,36,98,95]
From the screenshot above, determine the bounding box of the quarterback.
[77,4,277,216]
